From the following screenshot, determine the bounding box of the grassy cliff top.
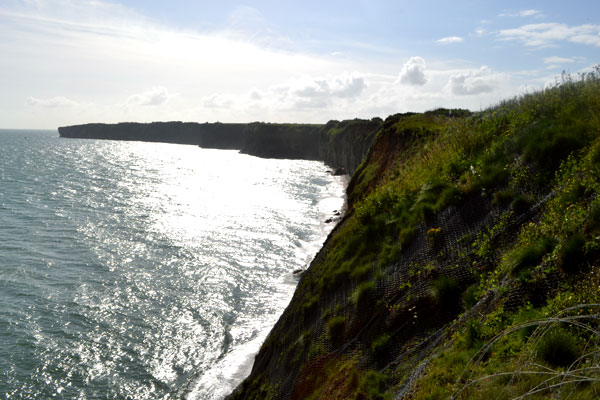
[231,67,600,400]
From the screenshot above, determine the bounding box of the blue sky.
[0,0,598,128]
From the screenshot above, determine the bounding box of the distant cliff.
[318,118,383,175]
[58,121,246,149]
[58,119,383,176]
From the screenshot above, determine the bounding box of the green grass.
[504,237,556,280]
[237,66,600,400]
[558,233,587,274]
[385,69,600,400]
[536,327,581,368]
[353,280,375,310]
[371,333,391,360]
[327,315,346,340]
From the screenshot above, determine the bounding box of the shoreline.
[184,167,349,400]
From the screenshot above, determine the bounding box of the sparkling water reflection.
[0,131,345,399]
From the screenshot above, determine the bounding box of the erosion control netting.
[249,188,556,400]
[336,190,552,397]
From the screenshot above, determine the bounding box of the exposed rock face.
[58,122,246,149]
[58,120,382,177]
[240,123,322,160]
[318,118,383,175]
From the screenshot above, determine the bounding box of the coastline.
[183,169,349,400]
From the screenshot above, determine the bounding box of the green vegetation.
[371,333,391,359]
[327,315,346,340]
[432,276,461,310]
[536,327,581,367]
[233,68,600,400]
[504,236,556,280]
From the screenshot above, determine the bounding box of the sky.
[0,0,599,129]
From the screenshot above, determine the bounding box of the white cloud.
[273,72,367,108]
[543,56,576,64]
[498,23,600,47]
[436,36,464,44]
[520,10,540,17]
[27,96,80,107]
[446,66,496,95]
[398,57,427,86]
[499,9,541,17]
[202,94,234,109]
[127,87,171,106]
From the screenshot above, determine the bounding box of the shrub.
[520,119,588,171]
[558,233,586,274]
[412,181,458,220]
[354,370,387,400]
[432,276,461,310]
[506,237,556,278]
[510,194,532,213]
[353,281,375,310]
[478,163,510,189]
[327,315,346,340]
[492,189,516,207]
[371,333,391,360]
[536,327,581,367]
[462,284,479,310]
[464,319,483,349]
[399,227,417,248]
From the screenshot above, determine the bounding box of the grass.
[387,69,600,400]
[504,236,556,280]
[353,280,375,310]
[235,67,600,400]
[558,233,587,274]
[462,285,480,310]
[536,327,581,367]
[371,333,391,360]
[354,370,387,400]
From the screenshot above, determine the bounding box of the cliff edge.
[58,120,382,176]
[228,70,600,399]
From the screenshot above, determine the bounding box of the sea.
[0,129,346,399]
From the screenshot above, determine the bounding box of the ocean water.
[0,130,346,399]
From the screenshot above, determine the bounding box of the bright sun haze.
[0,0,598,129]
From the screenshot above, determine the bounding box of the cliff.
[319,118,383,175]
[228,69,600,399]
[240,123,322,160]
[58,120,381,177]
[58,121,247,148]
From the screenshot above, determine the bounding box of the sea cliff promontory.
[58,119,383,175]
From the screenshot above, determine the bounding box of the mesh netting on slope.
[259,189,557,399]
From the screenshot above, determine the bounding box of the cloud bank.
[398,57,427,86]
[27,96,80,107]
[446,66,496,96]
[127,87,171,106]
[499,23,600,47]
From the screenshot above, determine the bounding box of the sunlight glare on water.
[0,131,346,399]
